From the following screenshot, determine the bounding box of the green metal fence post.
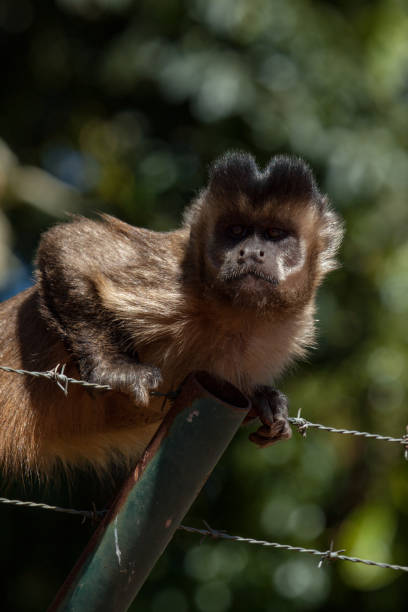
[49,371,250,612]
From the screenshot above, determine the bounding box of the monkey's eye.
[265,227,289,241]
[228,225,246,238]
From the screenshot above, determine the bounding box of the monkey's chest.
[164,326,288,394]
[208,330,283,391]
[142,315,297,401]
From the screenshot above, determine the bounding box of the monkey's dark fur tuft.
[0,151,343,477]
[208,151,320,206]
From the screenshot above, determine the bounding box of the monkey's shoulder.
[37,215,188,283]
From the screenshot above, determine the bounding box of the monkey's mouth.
[224,268,279,287]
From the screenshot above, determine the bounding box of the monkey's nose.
[238,248,265,264]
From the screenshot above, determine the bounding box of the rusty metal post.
[49,372,250,612]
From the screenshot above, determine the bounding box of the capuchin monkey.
[0,152,343,477]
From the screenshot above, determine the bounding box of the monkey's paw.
[87,362,163,407]
[246,386,292,448]
[127,364,163,407]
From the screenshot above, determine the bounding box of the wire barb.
[317,541,345,568]
[404,426,408,461]
[294,408,309,438]
[48,364,69,395]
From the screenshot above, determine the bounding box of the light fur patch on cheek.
[281,238,307,278]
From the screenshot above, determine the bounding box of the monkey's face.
[184,151,343,312]
[207,207,312,310]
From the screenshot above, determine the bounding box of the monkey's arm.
[245,387,292,447]
[36,217,166,406]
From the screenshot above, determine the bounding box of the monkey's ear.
[263,155,320,203]
[208,151,260,198]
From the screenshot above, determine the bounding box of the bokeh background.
[1,0,408,610]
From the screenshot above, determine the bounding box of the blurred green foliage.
[1,0,408,610]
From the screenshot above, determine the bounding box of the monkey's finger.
[131,386,151,407]
[249,421,292,448]
[258,420,292,438]
[139,365,163,390]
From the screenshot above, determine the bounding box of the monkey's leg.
[246,387,292,448]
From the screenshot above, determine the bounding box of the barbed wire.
[179,524,408,573]
[1,363,407,574]
[0,496,103,519]
[1,363,407,456]
[0,496,406,573]
[289,411,408,459]
[0,363,176,399]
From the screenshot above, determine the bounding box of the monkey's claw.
[247,387,292,448]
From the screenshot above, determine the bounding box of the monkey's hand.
[84,360,163,407]
[245,387,292,448]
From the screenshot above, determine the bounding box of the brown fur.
[0,152,343,476]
